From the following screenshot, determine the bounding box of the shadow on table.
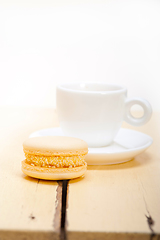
[22,175,58,186]
[87,152,153,171]
[70,152,153,184]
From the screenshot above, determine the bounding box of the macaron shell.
[21,160,87,180]
[23,136,88,156]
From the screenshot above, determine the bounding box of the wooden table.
[0,107,160,240]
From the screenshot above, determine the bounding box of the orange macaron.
[22,136,88,180]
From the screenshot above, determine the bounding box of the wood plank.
[66,112,160,239]
[0,107,60,239]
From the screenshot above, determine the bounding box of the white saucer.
[29,128,153,165]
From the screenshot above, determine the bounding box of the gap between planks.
[58,179,160,240]
[53,180,69,240]
[54,180,160,240]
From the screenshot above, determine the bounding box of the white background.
[0,0,160,110]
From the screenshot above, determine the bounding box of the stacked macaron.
[22,136,88,180]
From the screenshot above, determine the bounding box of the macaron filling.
[24,153,86,168]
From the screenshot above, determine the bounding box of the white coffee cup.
[56,83,152,147]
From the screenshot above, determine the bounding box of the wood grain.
[1,108,160,240]
[66,112,160,239]
[0,107,60,239]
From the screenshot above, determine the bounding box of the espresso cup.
[56,83,152,147]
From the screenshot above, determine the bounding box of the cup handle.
[124,97,152,126]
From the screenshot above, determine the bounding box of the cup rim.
[57,82,127,94]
